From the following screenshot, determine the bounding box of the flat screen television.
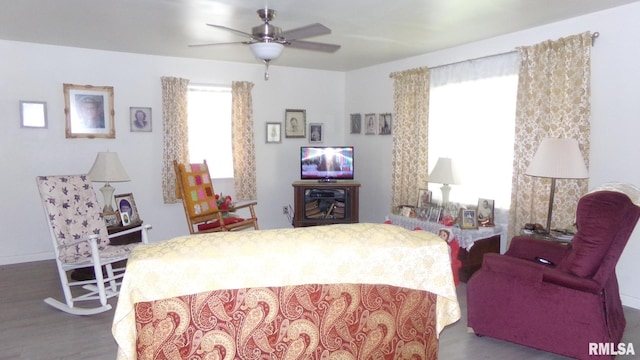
[301,146,354,181]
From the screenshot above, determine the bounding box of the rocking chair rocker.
[36,174,151,315]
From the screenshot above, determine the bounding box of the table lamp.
[429,157,459,204]
[526,138,588,233]
[88,152,130,212]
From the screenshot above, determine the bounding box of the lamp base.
[99,183,115,213]
[440,184,451,204]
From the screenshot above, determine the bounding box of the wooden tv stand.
[292,181,360,227]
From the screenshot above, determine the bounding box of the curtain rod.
[415,31,600,73]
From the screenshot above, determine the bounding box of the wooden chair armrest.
[230,201,257,211]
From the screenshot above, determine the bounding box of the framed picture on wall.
[309,123,323,143]
[285,109,306,138]
[266,122,282,143]
[378,113,392,135]
[63,83,115,139]
[130,107,152,132]
[350,113,362,134]
[364,113,377,134]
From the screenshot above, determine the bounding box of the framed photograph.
[350,113,362,134]
[130,107,152,132]
[266,122,281,143]
[428,206,442,223]
[285,109,306,138]
[63,83,115,139]
[477,198,495,227]
[114,193,140,224]
[20,101,48,128]
[103,211,121,227]
[400,205,416,218]
[364,113,377,135]
[417,189,432,208]
[378,113,392,135]
[460,209,478,229]
[309,123,323,143]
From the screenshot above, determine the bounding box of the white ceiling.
[2,0,638,71]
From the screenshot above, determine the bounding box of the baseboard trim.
[0,252,53,266]
[621,294,640,310]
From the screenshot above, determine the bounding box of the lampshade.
[429,157,459,185]
[250,42,284,61]
[88,152,130,182]
[526,138,588,179]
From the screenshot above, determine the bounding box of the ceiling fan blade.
[281,23,331,41]
[188,41,251,48]
[206,23,256,39]
[287,40,341,53]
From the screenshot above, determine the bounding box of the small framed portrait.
[460,209,478,229]
[429,206,442,223]
[266,122,281,143]
[114,193,140,224]
[130,107,152,132]
[477,198,495,227]
[103,211,121,227]
[285,109,306,138]
[63,83,115,139]
[309,123,323,143]
[364,113,377,135]
[20,100,48,128]
[350,113,362,134]
[417,189,432,208]
[378,113,392,135]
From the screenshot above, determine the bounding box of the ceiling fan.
[190,8,341,80]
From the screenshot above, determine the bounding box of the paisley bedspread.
[112,223,460,360]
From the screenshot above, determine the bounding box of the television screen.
[301,146,354,181]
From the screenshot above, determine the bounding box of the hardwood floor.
[1,260,639,359]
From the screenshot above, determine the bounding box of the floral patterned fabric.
[36,175,140,264]
[231,81,257,201]
[113,223,460,360]
[134,284,439,360]
[161,76,190,204]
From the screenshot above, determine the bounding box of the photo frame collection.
[353,112,392,135]
[20,83,153,137]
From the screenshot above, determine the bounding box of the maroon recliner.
[467,184,640,359]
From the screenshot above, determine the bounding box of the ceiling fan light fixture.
[250,42,284,61]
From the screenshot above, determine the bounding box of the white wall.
[0,40,345,264]
[345,2,640,308]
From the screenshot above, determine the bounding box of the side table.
[387,214,502,282]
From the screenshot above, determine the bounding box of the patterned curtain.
[389,67,430,209]
[161,77,190,204]
[509,32,592,239]
[231,81,257,200]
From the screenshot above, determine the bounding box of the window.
[187,85,233,178]
[428,53,519,209]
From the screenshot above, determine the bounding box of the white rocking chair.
[36,174,151,315]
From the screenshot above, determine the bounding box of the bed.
[112,223,460,359]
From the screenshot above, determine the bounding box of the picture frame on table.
[477,198,495,226]
[428,206,442,223]
[417,189,432,208]
[20,100,48,128]
[350,113,362,134]
[63,83,115,139]
[114,193,140,224]
[309,123,323,143]
[103,211,121,227]
[378,113,392,135]
[130,107,152,132]
[266,122,282,143]
[364,113,377,135]
[460,209,478,229]
[285,109,306,138]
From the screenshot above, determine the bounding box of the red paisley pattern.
[134,284,438,360]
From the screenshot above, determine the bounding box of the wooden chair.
[36,174,151,315]
[174,160,259,233]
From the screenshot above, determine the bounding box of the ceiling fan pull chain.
[263,59,271,81]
